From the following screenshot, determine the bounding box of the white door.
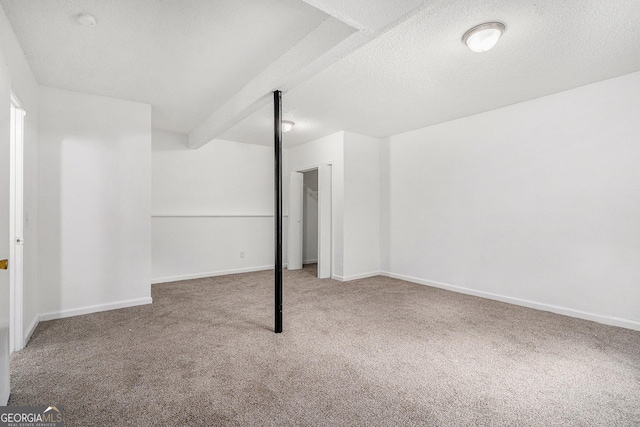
[317,165,332,278]
[288,172,303,270]
[10,94,24,352]
[0,84,12,404]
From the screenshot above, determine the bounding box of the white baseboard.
[303,259,318,264]
[333,271,380,282]
[24,316,39,347]
[39,297,153,321]
[380,271,640,331]
[152,265,276,284]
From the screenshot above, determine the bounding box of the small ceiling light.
[77,13,97,27]
[462,22,505,53]
[282,120,295,133]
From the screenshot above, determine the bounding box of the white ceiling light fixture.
[462,22,505,53]
[282,120,295,132]
[77,13,97,27]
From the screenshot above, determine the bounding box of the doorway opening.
[288,164,332,279]
[302,170,318,268]
[9,92,25,352]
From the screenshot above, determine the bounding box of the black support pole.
[274,90,283,333]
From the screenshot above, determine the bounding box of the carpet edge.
[379,271,640,331]
[39,297,153,321]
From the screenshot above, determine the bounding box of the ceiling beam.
[188,0,432,149]
[300,0,426,32]
[188,17,355,149]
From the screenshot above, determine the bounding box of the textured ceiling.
[0,0,335,133]
[220,0,640,147]
[2,0,639,148]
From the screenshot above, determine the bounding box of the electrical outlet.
[240,251,245,258]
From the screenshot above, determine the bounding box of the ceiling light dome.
[282,120,295,133]
[462,22,505,52]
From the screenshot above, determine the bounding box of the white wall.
[384,72,640,330]
[287,131,382,280]
[153,131,273,215]
[152,131,280,282]
[302,170,318,264]
[343,132,380,280]
[39,87,152,319]
[0,34,12,405]
[287,132,344,278]
[0,7,40,343]
[379,137,391,273]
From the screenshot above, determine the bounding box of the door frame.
[9,92,25,352]
[287,172,304,270]
[289,162,333,278]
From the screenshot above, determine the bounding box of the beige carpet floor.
[9,265,640,426]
